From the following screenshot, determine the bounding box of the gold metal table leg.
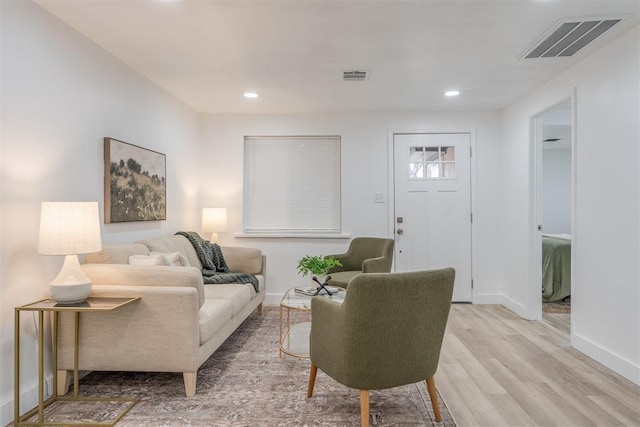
[52,312,58,400]
[38,311,44,423]
[279,305,283,357]
[14,309,20,425]
[74,311,80,398]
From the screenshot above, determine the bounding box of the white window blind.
[244,136,341,233]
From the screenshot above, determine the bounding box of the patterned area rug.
[26,307,455,426]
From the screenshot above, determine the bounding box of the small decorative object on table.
[295,282,342,297]
[296,255,342,295]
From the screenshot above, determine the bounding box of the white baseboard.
[499,295,528,318]
[572,333,640,386]
[473,293,503,305]
[263,293,283,306]
[0,397,13,427]
[0,373,53,426]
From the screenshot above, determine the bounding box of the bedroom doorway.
[534,98,574,334]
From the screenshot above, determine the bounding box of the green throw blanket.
[176,231,259,293]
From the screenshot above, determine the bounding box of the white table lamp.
[38,202,102,304]
[202,208,227,243]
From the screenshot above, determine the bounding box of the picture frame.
[104,137,166,223]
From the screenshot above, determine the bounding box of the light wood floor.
[436,304,640,427]
[543,312,571,335]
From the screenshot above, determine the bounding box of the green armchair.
[326,237,394,288]
[307,268,455,427]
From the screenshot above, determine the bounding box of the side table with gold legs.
[279,288,345,359]
[14,296,140,426]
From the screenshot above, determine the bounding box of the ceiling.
[35,0,640,114]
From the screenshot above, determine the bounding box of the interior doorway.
[533,98,574,333]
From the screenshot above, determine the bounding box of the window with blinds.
[243,136,341,234]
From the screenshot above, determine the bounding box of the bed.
[542,234,571,302]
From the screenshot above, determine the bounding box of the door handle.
[396,228,404,235]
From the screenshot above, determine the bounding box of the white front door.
[393,133,472,302]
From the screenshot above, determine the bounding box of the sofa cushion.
[138,235,203,270]
[220,246,263,274]
[199,299,233,345]
[86,243,149,264]
[151,251,190,267]
[204,284,252,316]
[129,254,166,266]
[328,271,361,288]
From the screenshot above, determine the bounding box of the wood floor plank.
[587,394,640,426]
[437,304,640,427]
[543,312,570,334]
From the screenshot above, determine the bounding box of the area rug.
[542,298,571,314]
[27,307,456,426]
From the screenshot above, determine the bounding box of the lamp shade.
[202,208,228,233]
[38,202,102,255]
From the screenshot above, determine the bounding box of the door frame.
[528,90,577,322]
[387,128,478,303]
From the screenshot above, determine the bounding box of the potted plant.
[297,255,342,285]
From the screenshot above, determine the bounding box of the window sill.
[234,232,351,239]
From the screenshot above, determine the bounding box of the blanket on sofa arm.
[176,231,259,293]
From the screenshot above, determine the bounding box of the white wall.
[200,111,503,305]
[0,1,201,423]
[501,25,640,384]
[542,148,571,234]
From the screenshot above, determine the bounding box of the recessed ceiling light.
[444,90,460,97]
[244,92,259,98]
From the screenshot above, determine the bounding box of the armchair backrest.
[340,237,394,272]
[311,268,455,391]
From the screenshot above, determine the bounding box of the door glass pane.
[442,162,455,178]
[426,162,440,178]
[424,147,440,162]
[409,163,424,178]
[409,147,424,162]
[441,146,455,161]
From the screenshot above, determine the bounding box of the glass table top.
[280,287,346,310]
[17,297,140,312]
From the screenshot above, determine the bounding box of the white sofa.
[56,234,265,397]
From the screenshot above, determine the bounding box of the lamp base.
[50,283,92,304]
[49,255,93,303]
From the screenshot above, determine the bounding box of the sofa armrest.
[220,246,265,275]
[82,264,205,308]
[57,284,201,372]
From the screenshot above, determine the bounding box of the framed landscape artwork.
[104,137,166,223]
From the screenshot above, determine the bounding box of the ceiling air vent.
[342,70,369,81]
[522,17,623,58]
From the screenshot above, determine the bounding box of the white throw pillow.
[128,254,166,266]
[150,251,190,267]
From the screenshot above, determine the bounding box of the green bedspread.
[542,236,571,302]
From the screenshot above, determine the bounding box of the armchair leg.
[360,390,370,427]
[307,364,318,397]
[426,376,442,422]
